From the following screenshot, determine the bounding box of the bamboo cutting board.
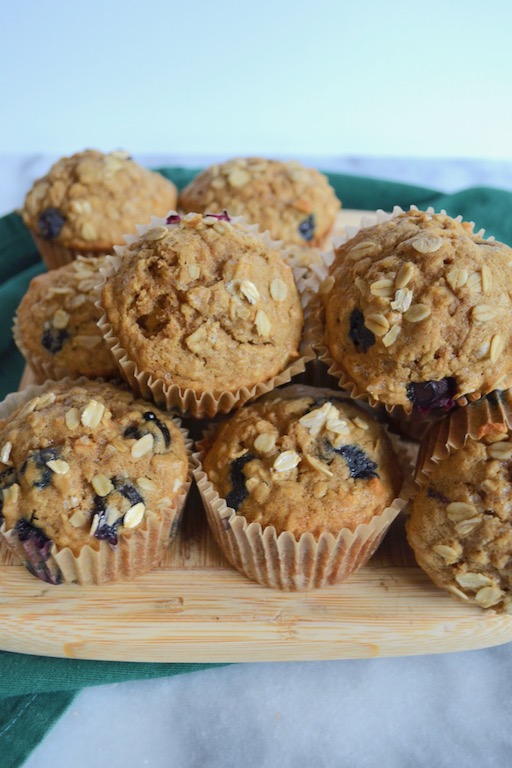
[2,209,512,663]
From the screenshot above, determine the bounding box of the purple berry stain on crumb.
[427,486,450,504]
[298,214,315,242]
[225,452,255,511]
[124,411,171,451]
[406,378,457,413]
[37,207,66,240]
[349,308,376,352]
[41,326,69,354]
[21,447,60,490]
[166,214,181,225]
[320,439,378,480]
[92,477,145,545]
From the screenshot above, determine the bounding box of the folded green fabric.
[1,168,512,768]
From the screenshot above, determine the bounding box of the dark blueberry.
[91,478,145,546]
[225,452,255,511]
[23,447,60,490]
[349,308,375,353]
[319,438,378,480]
[427,486,450,504]
[90,494,119,545]
[124,412,171,452]
[298,214,315,242]
[41,325,69,354]
[166,214,181,225]
[203,209,231,222]
[37,207,66,240]
[113,477,144,507]
[13,519,62,584]
[406,378,457,413]
[143,411,171,448]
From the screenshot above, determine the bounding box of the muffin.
[195,385,404,590]
[408,391,512,612]
[0,379,190,584]
[14,255,117,382]
[98,211,307,417]
[320,208,512,415]
[180,157,341,248]
[21,149,178,269]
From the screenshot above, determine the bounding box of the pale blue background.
[2,0,512,158]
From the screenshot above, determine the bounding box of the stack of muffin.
[4,149,512,607]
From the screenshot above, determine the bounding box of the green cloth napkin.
[1,168,512,768]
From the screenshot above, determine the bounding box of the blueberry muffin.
[321,208,512,414]
[196,386,404,590]
[14,255,117,382]
[180,158,341,248]
[21,149,178,268]
[408,392,512,612]
[0,379,189,584]
[99,211,305,416]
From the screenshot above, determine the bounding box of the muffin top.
[180,157,341,248]
[0,380,188,557]
[22,149,178,252]
[15,255,117,380]
[321,209,512,412]
[100,212,303,393]
[202,387,402,538]
[408,415,512,612]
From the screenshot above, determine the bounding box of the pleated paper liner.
[0,378,193,585]
[414,389,512,487]
[95,214,316,419]
[193,385,410,591]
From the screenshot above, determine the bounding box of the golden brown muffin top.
[180,157,341,248]
[100,212,303,393]
[15,256,117,380]
[0,380,188,556]
[203,387,402,538]
[321,209,512,412]
[408,428,512,612]
[22,149,178,252]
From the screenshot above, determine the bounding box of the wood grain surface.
[2,209,512,663]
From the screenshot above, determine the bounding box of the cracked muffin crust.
[321,209,512,413]
[100,212,303,397]
[0,380,189,584]
[408,398,512,612]
[22,149,178,268]
[202,387,402,538]
[14,255,117,381]
[180,157,341,248]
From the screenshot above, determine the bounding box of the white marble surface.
[3,154,512,768]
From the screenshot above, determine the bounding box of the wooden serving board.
[2,209,512,663]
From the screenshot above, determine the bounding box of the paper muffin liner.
[309,204,512,422]
[192,385,410,591]
[95,214,316,419]
[0,378,193,585]
[29,231,108,270]
[414,389,512,489]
